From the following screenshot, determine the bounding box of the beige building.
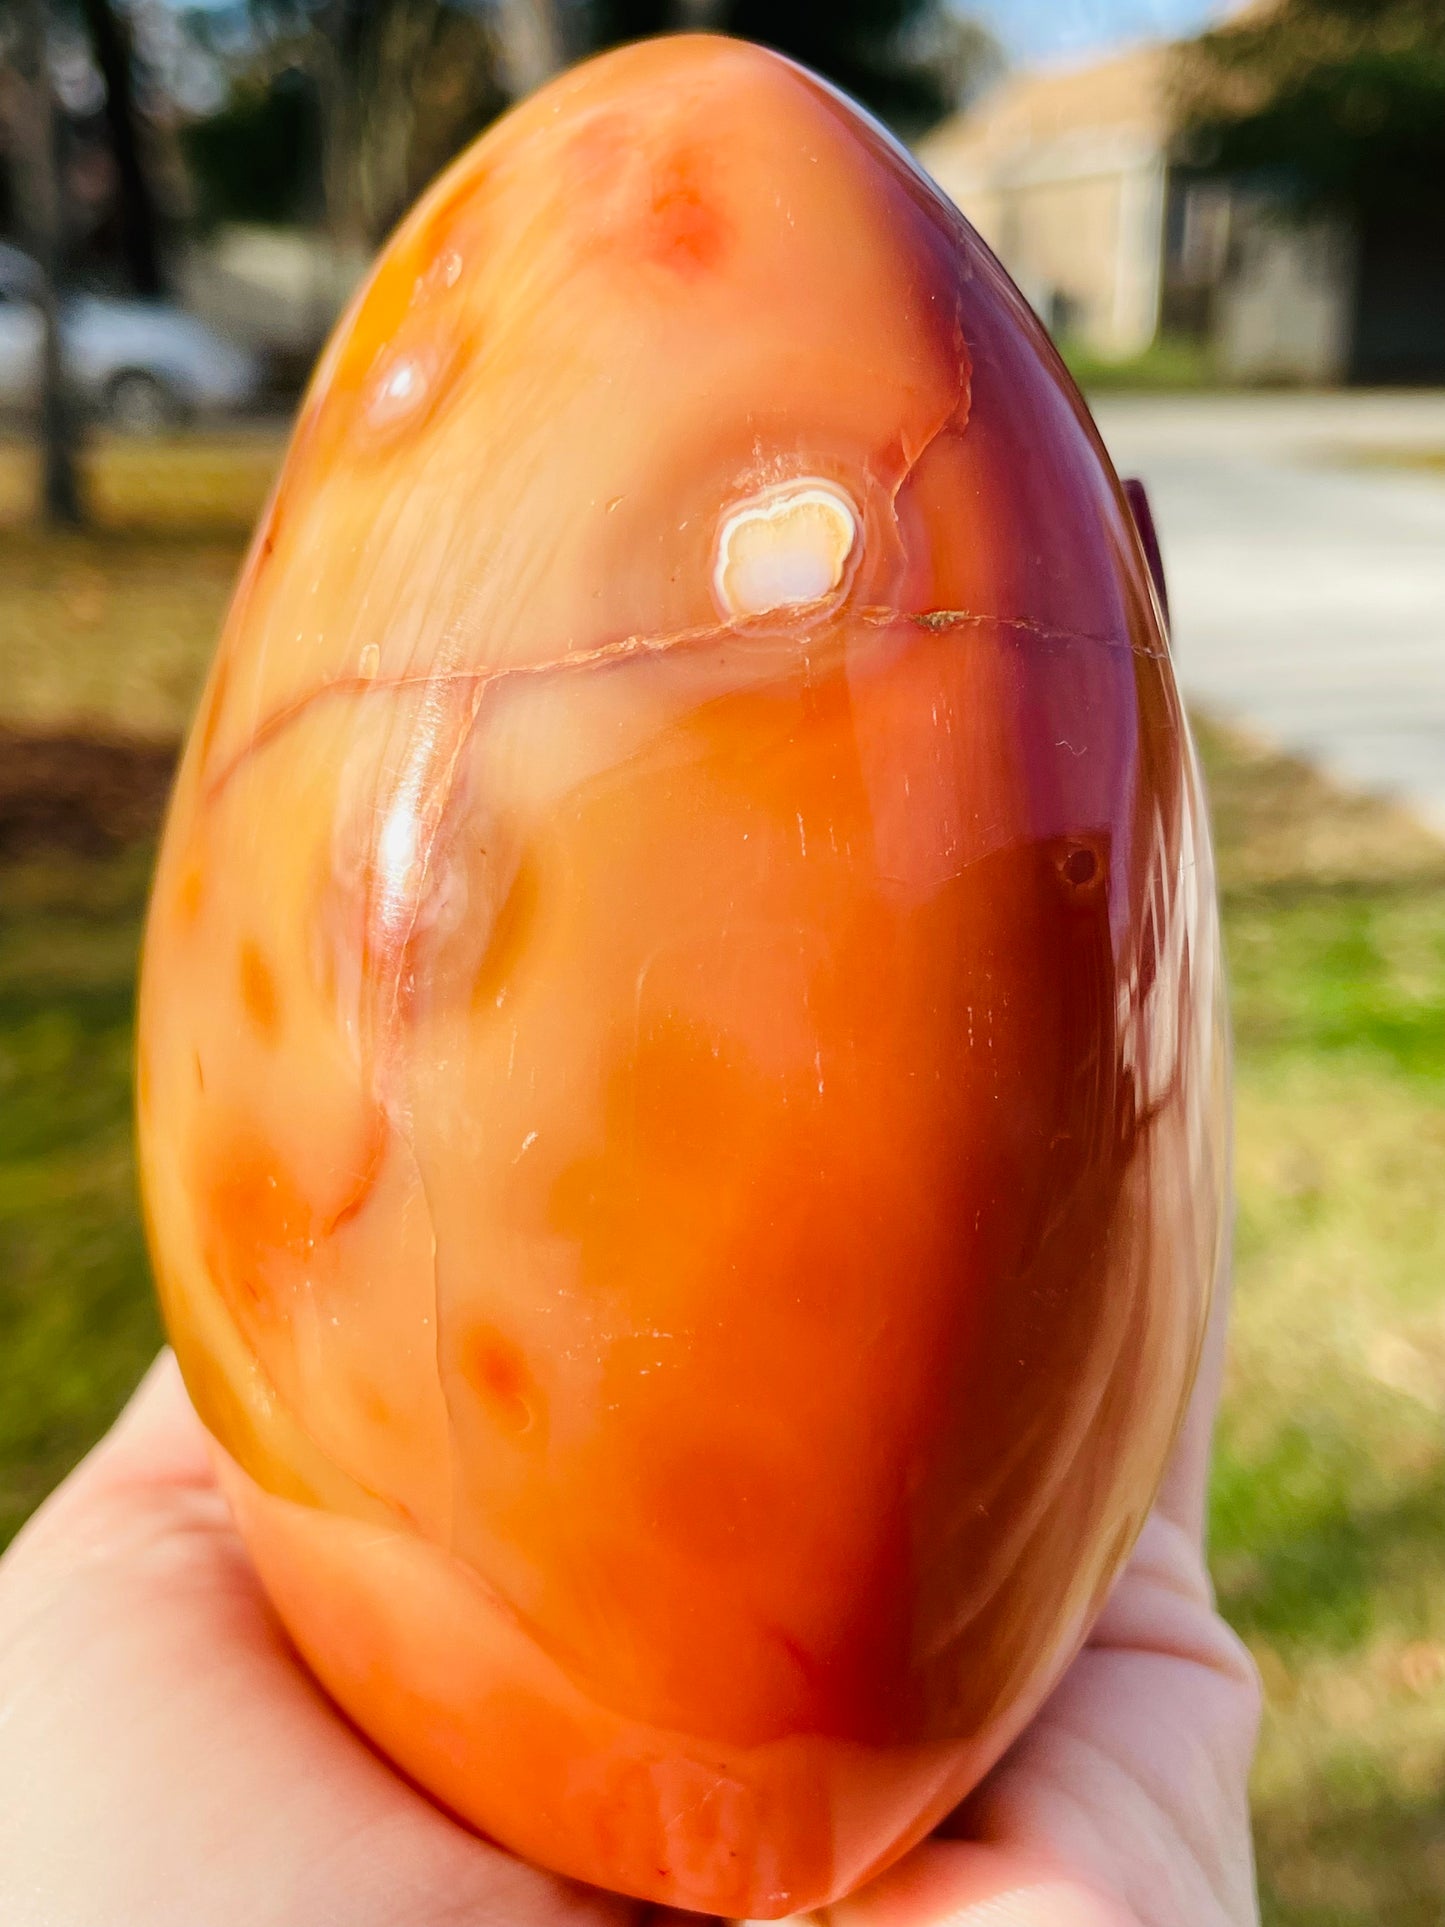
[918,45,1172,360]
[918,39,1355,381]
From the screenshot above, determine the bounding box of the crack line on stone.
[203,598,1159,808]
[862,607,1167,658]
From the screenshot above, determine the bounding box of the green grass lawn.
[0,432,269,1532]
[1063,332,1220,392]
[1220,909,1445,1922]
[2,436,1444,1923]
[0,430,275,738]
[0,843,162,1536]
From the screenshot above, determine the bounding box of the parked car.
[0,242,263,430]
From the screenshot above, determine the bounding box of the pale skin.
[0,1283,1259,1927]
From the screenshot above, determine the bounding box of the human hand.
[0,1323,1258,1927]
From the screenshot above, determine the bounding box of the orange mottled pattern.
[137,35,1227,1918]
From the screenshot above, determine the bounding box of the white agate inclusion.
[375,794,421,910]
[367,351,429,426]
[714,480,859,618]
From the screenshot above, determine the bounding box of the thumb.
[820,1841,1133,1927]
[3,1350,214,1572]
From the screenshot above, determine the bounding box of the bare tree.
[217,0,981,284]
[246,0,511,254]
[78,0,164,296]
[310,0,466,253]
[11,0,83,526]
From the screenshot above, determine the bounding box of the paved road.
[1092,392,1445,831]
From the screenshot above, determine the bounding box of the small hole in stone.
[1060,844,1100,890]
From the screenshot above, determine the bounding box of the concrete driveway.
[1092,392,1445,831]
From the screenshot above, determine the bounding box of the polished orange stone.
[137,34,1227,1918]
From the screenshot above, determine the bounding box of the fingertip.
[91,1348,215,1489]
[822,1841,1133,1927]
[1153,1187,1235,1548]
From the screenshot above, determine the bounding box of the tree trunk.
[311,0,374,276]
[78,0,165,298]
[14,0,83,527]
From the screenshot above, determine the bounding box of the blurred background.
[1,1,1444,1920]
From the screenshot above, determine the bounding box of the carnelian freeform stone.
[137,34,1227,1919]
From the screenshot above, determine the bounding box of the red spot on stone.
[239,939,282,1042]
[198,1128,315,1334]
[463,1326,539,1435]
[647,151,729,272]
[196,655,231,767]
[357,1379,393,1430]
[176,864,205,925]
